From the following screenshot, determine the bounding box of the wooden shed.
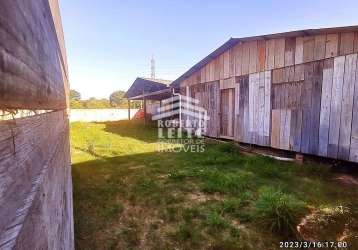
[172,25,358,163]
[125,77,172,121]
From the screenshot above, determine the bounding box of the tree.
[70,99,85,109]
[70,89,81,101]
[84,98,111,109]
[109,90,141,108]
[109,90,127,107]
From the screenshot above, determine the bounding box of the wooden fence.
[0,0,73,249]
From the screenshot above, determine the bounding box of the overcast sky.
[60,0,358,99]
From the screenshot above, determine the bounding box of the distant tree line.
[70,89,141,109]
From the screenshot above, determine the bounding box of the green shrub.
[254,187,307,236]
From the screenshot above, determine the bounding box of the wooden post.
[128,100,131,120]
[143,97,147,125]
[295,153,304,165]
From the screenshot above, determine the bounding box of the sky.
[60,0,358,100]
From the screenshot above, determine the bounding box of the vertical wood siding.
[179,30,358,163]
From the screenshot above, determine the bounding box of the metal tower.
[151,55,155,79]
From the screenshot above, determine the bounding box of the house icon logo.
[152,94,210,138]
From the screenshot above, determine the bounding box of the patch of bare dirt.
[187,191,225,203]
[297,206,358,246]
[109,199,176,250]
[128,165,146,170]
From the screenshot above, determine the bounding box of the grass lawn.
[71,121,358,250]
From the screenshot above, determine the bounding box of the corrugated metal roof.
[125,77,171,98]
[171,25,358,88]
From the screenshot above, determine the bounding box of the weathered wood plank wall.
[0,0,68,110]
[180,28,358,163]
[0,0,73,249]
[0,111,73,250]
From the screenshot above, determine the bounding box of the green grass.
[71,121,358,250]
[254,187,307,236]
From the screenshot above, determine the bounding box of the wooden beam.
[128,88,171,100]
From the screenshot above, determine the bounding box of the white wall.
[70,109,139,122]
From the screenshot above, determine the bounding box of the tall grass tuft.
[254,187,307,236]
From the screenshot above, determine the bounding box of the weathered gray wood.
[279,109,291,150]
[272,68,284,84]
[258,72,265,145]
[290,108,302,151]
[263,71,271,145]
[257,40,266,72]
[285,37,296,66]
[234,44,242,76]
[229,48,235,77]
[234,83,240,140]
[339,32,355,56]
[249,41,258,74]
[309,61,323,155]
[0,0,68,110]
[274,38,285,68]
[295,37,304,64]
[328,56,345,158]
[235,78,244,141]
[314,34,326,60]
[354,32,358,53]
[243,76,250,143]
[249,73,260,143]
[319,59,334,156]
[303,36,315,63]
[220,77,236,89]
[0,0,72,249]
[325,33,339,58]
[0,111,73,250]
[294,64,305,81]
[350,61,358,162]
[266,39,275,70]
[271,109,280,148]
[242,42,250,75]
[223,50,230,79]
[177,27,358,164]
[301,63,314,153]
[338,54,357,160]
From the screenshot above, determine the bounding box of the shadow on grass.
[72,147,358,250]
[100,120,159,143]
[71,150,180,250]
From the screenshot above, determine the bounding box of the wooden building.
[0,0,73,249]
[125,77,172,121]
[171,26,358,163]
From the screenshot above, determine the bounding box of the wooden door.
[220,88,235,138]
